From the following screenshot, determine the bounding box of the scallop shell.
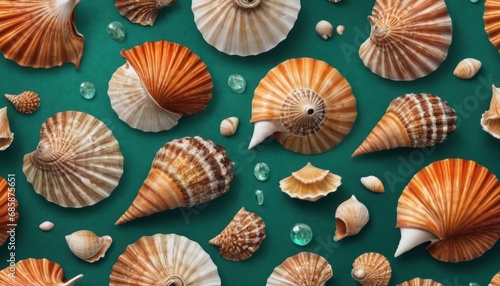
[266,252,333,286]
[395,159,500,262]
[397,278,443,286]
[220,117,239,136]
[0,107,14,151]
[5,91,41,114]
[485,0,500,52]
[481,85,500,139]
[0,176,18,246]
[39,221,54,231]
[352,252,392,286]
[453,58,482,79]
[352,93,456,156]
[360,176,384,193]
[115,0,175,26]
[359,0,452,81]
[316,20,334,40]
[334,195,369,241]
[490,272,500,286]
[279,162,342,201]
[249,58,357,154]
[22,111,124,208]
[209,207,265,261]
[110,234,221,285]
[116,136,234,225]
[108,41,213,132]
[65,230,112,263]
[0,0,84,68]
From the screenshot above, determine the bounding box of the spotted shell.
[65,230,112,263]
[485,0,500,52]
[0,176,18,246]
[334,195,369,241]
[0,107,14,151]
[115,0,175,26]
[453,58,482,79]
[5,91,41,114]
[490,272,500,286]
[397,278,443,286]
[481,85,500,139]
[266,252,333,286]
[352,252,392,286]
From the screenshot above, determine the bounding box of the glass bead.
[469,282,479,286]
[228,74,246,93]
[107,21,126,42]
[290,223,313,246]
[469,0,479,3]
[254,162,270,181]
[80,82,96,100]
[255,190,264,205]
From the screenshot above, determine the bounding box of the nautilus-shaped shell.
[360,176,384,193]
[0,176,18,246]
[0,107,14,151]
[353,93,456,156]
[192,0,300,56]
[359,0,452,81]
[22,111,124,208]
[115,0,175,26]
[481,85,500,139]
[65,230,112,263]
[5,91,41,114]
[397,278,443,286]
[334,195,369,241]
[108,41,212,132]
[453,58,482,79]
[266,252,333,286]
[485,0,500,53]
[116,136,234,225]
[395,159,500,262]
[490,272,500,286]
[352,252,392,286]
[250,58,357,154]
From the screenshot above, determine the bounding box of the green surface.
[1,0,499,285]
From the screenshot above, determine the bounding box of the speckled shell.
[0,176,18,246]
[352,252,392,286]
[481,85,500,139]
[490,272,500,286]
[359,0,452,81]
[397,278,443,286]
[453,58,481,79]
[65,230,112,263]
[0,107,13,151]
[5,91,41,114]
[115,0,175,26]
[353,94,456,156]
[334,195,369,241]
[116,136,234,225]
[220,117,239,136]
[266,252,333,286]
[360,176,384,193]
[485,0,500,52]
[22,111,124,208]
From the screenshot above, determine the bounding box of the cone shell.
[5,91,41,114]
[490,272,500,286]
[485,0,500,52]
[481,85,500,139]
[110,234,221,285]
[108,41,213,132]
[359,0,452,81]
[453,58,482,79]
[316,20,334,40]
[115,0,176,26]
[22,111,124,208]
[209,207,265,261]
[192,0,300,56]
[220,117,239,136]
[396,159,500,262]
[334,195,369,241]
[116,136,234,225]
[397,278,443,286]
[0,107,14,151]
[360,176,384,193]
[279,162,342,201]
[65,230,112,263]
[266,252,333,286]
[353,93,456,156]
[351,252,392,286]
[0,176,18,246]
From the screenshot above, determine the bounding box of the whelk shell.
[65,230,112,263]
[39,221,55,231]
[0,107,14,151]
[115,0,176,26]
[485,0,500,53]
[5,91,41,114]
[453,58,482,79]
[0,176,18,246]
[360,176,384,193]
[397,278,443,286]
[266,252,333,286]
[490,272,500,286]
[481,85,500,139]
[352,252,392,286]
[334,195,369,241]
[220,117,239,136]
[316,20,334,40]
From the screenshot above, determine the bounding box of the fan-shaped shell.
[485,0,500,52]
[5,91,41,114]
[395,159,500,262]
[250,58,357,154]
[115,0,175,26]
[22,111,124,208]
[65,230,112,263]
[359,0,452,81]
[266,252,333,286]
[352,252,392,286]
[116,136,234,225]
[108,41,213,132]
[481,85,500,139]
[0,176,18,246]
[397,278,443,286]
[490,272,500,286]
[360,176,384,193]
[110,234,221,285]
[334,195,369,241]
[0,107,14,151]
[453,58,481,79]
[192,0,300,56]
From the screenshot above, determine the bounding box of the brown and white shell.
[0,176,18,246]
[110,234,221,285]
[115,0,175,26]
[5,91,41,114]
[490,272,500,286]
[65,230,112,263]
[359,0,452,81]
[266,252,333,286]
[453,58,482,79]
[334,195,369,241]
[116,136,234,225]
[209,207,265,261]
[397,278,443,286]
[0,107,14,151]
[395,159,500,262]
[352,252,392,286]
[485,0,500,53]
[481,85,500,139]
[352,94,456,156]
[220,117,239,136]
[0,0,84,68]
[108,41,213,132]
[22,111,124,208]
[360,176,384,193]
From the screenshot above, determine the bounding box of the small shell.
[115,0,176,26]
[481,85,500,139]
[316,20,334,40]
[485,0,500,53]
[352,252,392,286]
[397,278,443,286]
[220,117,239,136]
[39,221,54,231]
[453,58,481,79]
[329,0,341,3]
[267,252,333,286]
[5,91,41,114]
[337,25,345,35]
[1,177,19,246]
[490,272,500,286]
[65,230,112,263]
[0,107,14,151]
[334,195,369,241]
[360,176,384,193]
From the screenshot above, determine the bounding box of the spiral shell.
[352,252,392,286]
[334,195,369,241]
[481,85,500,139]
[485,0,500,53]
[0,176,18,246]
[5,91,41,114]
[316,20,334,40]
[65,230,112,263]
[360,176,384,193]
[453,58,482,79]
[220,117,239,136]
[490,272,500,286]
[266,252,333,286]
[0,107,13,151]
[115,0,176,26]
[397,278,443,286]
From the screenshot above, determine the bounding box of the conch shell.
[453,58,481,79]
[0,107,14,151]
[352,252,392,286]
[397,278,443,286]
[65,230,112,263]
[360,176,384,193]
[220,117,239,136]
[266,252,333,286]
[334,195,369,241]
[0,176,18,246]
[490,272,500,286]
[4,91,41,114]
[481,85,500,139]
[485,0,500,53]
[115,0,176,26]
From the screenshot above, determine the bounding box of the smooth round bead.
[469,282,479,286]
[79,82,96,100]
[290,223,313,246]
[255,190,264,205]
[107,21,126,42]
[469,0,479,3]
[254,162,270,181]
[228,74,246,93]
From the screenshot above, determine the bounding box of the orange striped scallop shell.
[266,252,333,286]
[490,272,500,286]
[0,258,83,285]
[485,0,500,52]
[398,278,443,286]
[0,176,18,246]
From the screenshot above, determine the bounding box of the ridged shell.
[360,176,384,193]
[0,0,84,68]
[490,272,500,286]
[192,0,300,56]
[351,252,392,286]
[359,0,452,81]
[116,136,234,225]
[22,111,124,208]
[316,20,334,40]
[220,117,239,136]
[65,230,112,263]
[108,41,213,132]
[395,159,500,262]
[110,234,221,285]
[250,58,357,154]
[453,58,482,79]
[481,85,500,139]
[0,176,18,246]
[5,91,41,114]
[397,278,443,286]
[115,0,175,26]
[209,207,266,261]
[334,195,369,241]
[0,107,14,151]
[279,162,342,201]
[485,0,500,52]
[352,94,456,156]
[266,252,333,286]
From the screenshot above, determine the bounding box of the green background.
[1,0,500,285]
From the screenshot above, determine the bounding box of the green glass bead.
[469,282,479,286]
[80,82,96,100]
[469,0,478,3]
[255,190,264,205]
[107,21,126,42]
[254,162,270,181]
[228,74,246,93]
[290,223,313,246]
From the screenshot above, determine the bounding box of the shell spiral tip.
[61,274,84,286]
[249,120,285,149]
[395,228,439,257]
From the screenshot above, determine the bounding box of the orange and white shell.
[192,0,300,56]
[485,0,500,53]
[360,176,384,193]
[0,0,84,68]
[209,207,265,261]
[250,58,357,154]
[352,252,392,286]
[0,107,14,151]
[397,278,443,286]
[334,195,369,241]
[266,252,333,286]
[490,272,500,286]
[481,85,500,139]
[110,234,221,285]
[65,230,112,263]
[359,0,452,81]
[22,111,124,208]
[108,41,213,132]
[5,91,41,114]
[115,0,176,26]
[0,176,18,246]
[395,159,500,262]
[453,58,482,79]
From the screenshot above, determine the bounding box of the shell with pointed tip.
[220,117,239,136]
[0,176,18,246]
[334,195,369,241]
[352,94,456,156]
[65,230,112,263]
[397,278,443,286]
[481,85,500,139]
[0,107,13,151]
[360,176,384,193]
[266,252,333,286]
[115,0,175,26]
[485,0,500,52]
[359,0,452,81]
[395,159,500,262]
[352,252,391,286]
[108,41,213,132]
[22,111,124,208]
[110,234,221,285]
[490,272,500,286]
[5,91,41,114]
[316,20,334,40]
[453,58,481,79]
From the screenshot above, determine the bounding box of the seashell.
[39,221,54,231]
[359,0,452,81]
[360,176,384,193]
[116,136,234,225]
[0,0,84,69]
[0,107,14,151]
[249,58,357,154]
[220,117,239,136]
[395,159,500,262]
[65,230,112,263]
[352,93,456,156]
[481,85,500,139]
[22,111,124,208]
[5,91,41,114]
[453,58,482,79]
[209,207,265,261]
[334,195,369,241]
[485,0,500,53]
[329,0,341,3]
[352,252,392,286]
[490,272,500,286]
[316,20,334,40]
[108,41,212,132]
[337,25,345,35]
[279,162,342,201]
[0,176,18,246]
[192,0,300,56]
[115,0,176,26]
[266,252,333,286]
[397,278,443,286]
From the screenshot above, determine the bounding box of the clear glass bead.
[228,74,246,93]
[79,82,96,100]
[254,162,270,181]
[255,190,264,205]
[469,282,479,286]
[290,223,313,246]
[107,21,126,42]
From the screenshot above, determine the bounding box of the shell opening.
[233,0,261,8]
[351,268,367,281]
[334,218,347,241]
[164,274,185,286]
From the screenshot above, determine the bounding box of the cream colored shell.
[352,252,392,286]
[65,230,112,263]
[0,176,18,246]
[337,25,345,35]
[485,0,500,53]
[397,278,443,286]
[453,58,481,79]
[481,85,500,139]
[316,20,334,40]
[360,176,384,193]
[334,195,369,241]
[0,107,13,151]
[220,117,239,136]
[5,91,41,114]
[115,0,176,26]
[266,252,333,286]
[39,221,54,231]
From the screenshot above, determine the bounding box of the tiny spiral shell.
[4,91,41,114]
[316,20,334,40]
[220,117,239,136]
[453,58,481,79]
[360,176,384,193]
[65,230,112,263]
